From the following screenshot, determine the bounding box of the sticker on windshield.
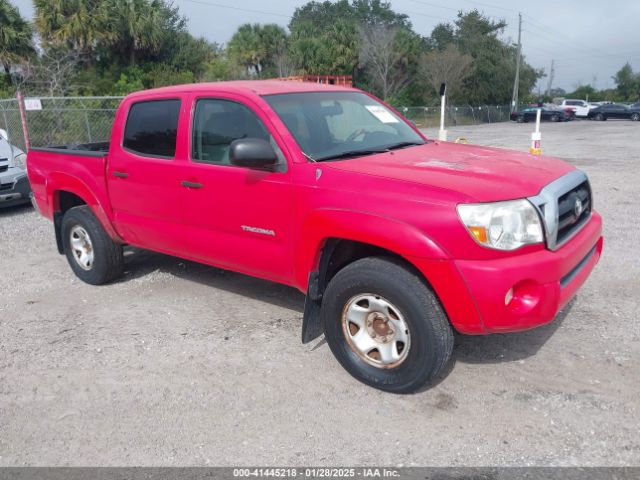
[365,105,399,123]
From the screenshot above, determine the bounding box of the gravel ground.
[0,119,638,466]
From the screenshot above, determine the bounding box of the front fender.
[294,208,449,291]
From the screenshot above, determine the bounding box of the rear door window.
[123,99,181,158]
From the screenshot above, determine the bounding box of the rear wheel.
[322,257,454,393]
[516,115,524,123]
[550,114,560,122]
[61,206,124,285]
[631,113,640,121]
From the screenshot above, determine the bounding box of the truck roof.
[126,80,357,100]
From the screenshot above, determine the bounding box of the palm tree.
[228,24,267,77]
[0,0,34,74]
[103,0,181,66]
[34,0,104,64]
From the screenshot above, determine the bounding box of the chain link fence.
[1,96,123,151]
[0,98,25,151]
[400,105,512,129]
[1,95,512,150]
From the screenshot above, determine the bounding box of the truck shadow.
[120,247,572,385]
[420,301,573,392]
[119,247,306,313]
[452,299,573,365]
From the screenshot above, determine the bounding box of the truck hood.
[323,141,574,202]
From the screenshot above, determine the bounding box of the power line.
[179,0,292,19]
[461,0,520,14]
[409,0,461,12]
[458,0,632,61]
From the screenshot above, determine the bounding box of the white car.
[557,99,594,118]
[0,129,31,208]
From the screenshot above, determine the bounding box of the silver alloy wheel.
[341,293,411,369]
[69,225,94,271]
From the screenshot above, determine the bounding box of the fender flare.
[48,172,123,252]
[294,208,449,291]
[296,209,450,343]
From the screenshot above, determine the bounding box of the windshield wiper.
[384,141,425,150]
[315,148,391,162]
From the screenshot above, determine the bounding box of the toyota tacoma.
[27,81,603,393]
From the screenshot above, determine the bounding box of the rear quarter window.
[123,99,181,158]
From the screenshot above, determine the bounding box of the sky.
[10,0,640,93]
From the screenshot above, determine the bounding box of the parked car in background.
[557,99,594,118]
[510,106,573,123]
[0,129,31,208]
[587,103,640,121]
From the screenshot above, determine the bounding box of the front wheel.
[631,113,640,121]
[595,113,606,121]
[61,206,124,285]
[322,257,454,393]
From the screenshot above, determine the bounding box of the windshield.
[264,91,425,161]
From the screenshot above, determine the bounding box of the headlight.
[457,199,544,251]
[13,153,26,169]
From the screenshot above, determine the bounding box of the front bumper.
[411,212,603,334]
[0,172,32,208]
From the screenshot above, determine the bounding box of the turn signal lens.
[469,226,488,244]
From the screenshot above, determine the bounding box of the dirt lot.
[1,120,638,466]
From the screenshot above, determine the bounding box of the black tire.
[516,115,524,123]
[595,113,605,121]
[631,113,640,122]
[550,114,560,122]
[322,256,454,393]
[61,205,124,285]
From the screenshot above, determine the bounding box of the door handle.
[181,180,203,189]
[112,171,128,178]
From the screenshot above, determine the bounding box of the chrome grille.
[528,170,592,250]
[556,181,591,244]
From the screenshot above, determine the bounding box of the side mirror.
[0,129,8,141]
[229,138,278,169]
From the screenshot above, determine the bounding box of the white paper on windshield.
[365,105,399,123]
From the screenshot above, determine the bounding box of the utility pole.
[546,59,555,97]
[511,13,522,111]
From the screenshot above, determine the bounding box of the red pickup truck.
[27,81,603,392]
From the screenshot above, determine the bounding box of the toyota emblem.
[574,197,583,218]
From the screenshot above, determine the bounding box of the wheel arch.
[297,210,451,343]
[48,174,122,254]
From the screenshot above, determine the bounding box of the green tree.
[34,0,105,63]
[258,24,290,77]
[0,0,34,74]
[428,10,541,105]
[228,24,266,77]
[288,0,410,76]
[613,63,640,101]
[102,0,185,66]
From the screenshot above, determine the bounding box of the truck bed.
[27,144,112,221]
[31,142,110,157]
